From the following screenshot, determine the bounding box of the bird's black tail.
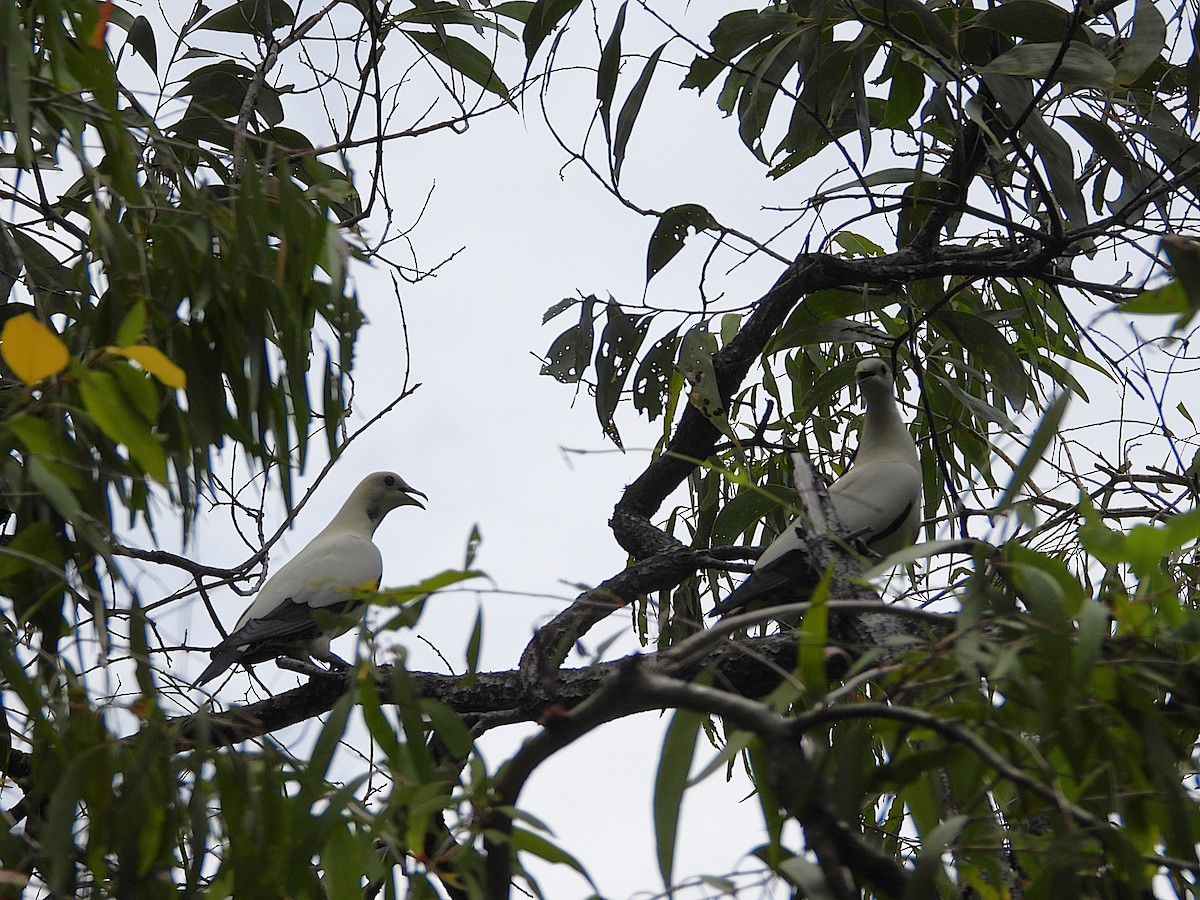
[191,649,240,688]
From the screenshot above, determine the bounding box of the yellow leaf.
[0,313,70,385]
[110,345,187,389]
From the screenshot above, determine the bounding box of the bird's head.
[854,357,896,402]
[360,471,427,525]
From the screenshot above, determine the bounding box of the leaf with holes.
[541,297,597,383]
[647,204,717,282]
[677,324,726,423]
[594,303,649,447]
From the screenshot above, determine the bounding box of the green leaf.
[653,708,703,887]
[1004,543,1084,624]
[854,0,958,61]
[541,297,576,324]
[677,324,726,423]
[510,827,597,886]
[932,310,1029,409]
[1114,0,1166,87]
[77,369,168,483]
[375,568,486,607]
[421,700,475,758]
[909,815,969,894]
[1122,280,1189,315]
[8,415,83,488]
[597,4,627,140]
[796,568,831,692]
[997,392,1070,510]
[776,854,837,899]
[357,669,402,767]
[712,484,795,546]
[984,74,1088,226]
[198,0,296,37]
[523,0,583,63]
[25,455,82,524]
[1122,234,1200,326]
[708,9,802,64]
[407,30,512,102]
[463,524,482,569]
[465,602,483,677]
[647,204,717,281]
[832,231,886,257]
[897,176,941,248]
[882,59,925,129]
[981,42,1116,89]
[126,15,158,73]
[594,303,649,448]
[0,520,69,621]
[541,297,596,384]
[974,1,1080,43]
[612,43,665,183]
[631,327,680,421]
[821,169,948,204]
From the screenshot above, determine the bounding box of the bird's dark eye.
[384,475,396,487]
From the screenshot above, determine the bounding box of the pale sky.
[72,2,1197,896]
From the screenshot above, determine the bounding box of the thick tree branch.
[610,242,1060,559]
[482,662,909,900]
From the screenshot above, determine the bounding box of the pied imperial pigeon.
[193,471,426,687]
[710,357,922,618]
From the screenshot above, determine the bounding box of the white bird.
[710,358,922,618]
[193,471,426,687]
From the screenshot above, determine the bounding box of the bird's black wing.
[709,529,817,618]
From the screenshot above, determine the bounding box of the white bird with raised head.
[193,471,426,687]
[710,358,921,618]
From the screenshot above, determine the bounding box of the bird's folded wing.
[218,599,326,650]
[231,534,383,630]
[708,525,813,616]
[710,460,921,618]
[827,459,922,541]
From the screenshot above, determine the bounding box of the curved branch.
[482,663,908,900]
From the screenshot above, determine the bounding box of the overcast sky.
[116,5,796,895]
[118,2,1191,896]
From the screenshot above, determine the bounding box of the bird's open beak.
[404,488,427,510]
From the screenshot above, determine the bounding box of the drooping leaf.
[984,74,1088,226]
[126,15,158,73]
[1114,0,1166,87]
[932,310,1029,409]
[653,708,704,888]
[677,324,725,422]
[594,303,650,447]
[76,368,169,483]
[632,327,680,421]
[647,204,717,282]
[597,4,627,140]
[407,30,513,102]
[854,0,958,62]
[981,42,1116,89]
[997,392,1070,510]
[612,43,665,183]
[522,0,583,63]
[881,58,925,129]
[198,0,296,37]
[540,297,597,383]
